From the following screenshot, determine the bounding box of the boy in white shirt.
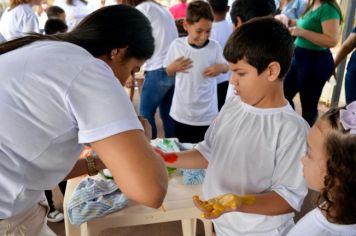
[157,17,309,235]
[164,0,229,143]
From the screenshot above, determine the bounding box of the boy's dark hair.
[0,5,154,60]
[224,17,293,80]
[208,0,228,14]
[44,18,68,35]
[230,0,275,26]
[318,108,356,224]
[46,6,65,18]
[186,0,213,24]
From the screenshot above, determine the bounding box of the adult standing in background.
[0,0,41,41]
[169,0,187,20]
[284,0,342,126]
[0,5,167,235]
[53,0,88,30]
[275,0,308,25]
[119,0,178,139]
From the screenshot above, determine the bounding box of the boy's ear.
[266,62,281,82]
[183,19,190,31]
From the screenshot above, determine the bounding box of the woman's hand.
[193,194,256,219]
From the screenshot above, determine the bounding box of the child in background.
[164,0,229,143]
[208,0,233,110]
[46,5,66,23]
[225,0,276,100]
[288,102,356,235]
[158,17,309,235]
[44,18,68,34]
[43,16,68,223]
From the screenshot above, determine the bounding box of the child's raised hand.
[170,56,193,73]
[193,194,256,219]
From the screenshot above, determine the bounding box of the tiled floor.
[49,88,328,235]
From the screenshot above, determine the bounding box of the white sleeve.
[65,60,142,143]
[272,121,308,211]
[194,118,219,162]
[23,13,40,33]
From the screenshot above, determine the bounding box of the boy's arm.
[239,191,293,215]
[203,63,229,78]
[193,191,293,219]
[155,148,209,169]
[166,56,193,76]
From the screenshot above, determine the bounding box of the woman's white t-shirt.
[163,37,226,126]
[0,41,142,218]
[288,208,356,236]
[0,4,39,41]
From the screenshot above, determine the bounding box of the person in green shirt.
[283,0,342,126]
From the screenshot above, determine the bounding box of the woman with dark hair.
[0,5,167,235]
[0,0,41,41]
[284,0,343,126]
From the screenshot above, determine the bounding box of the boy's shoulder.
[223,97,309,133]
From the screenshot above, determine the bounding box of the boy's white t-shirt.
[288,208,356,236]
[210,20,233,84]
[0,4,39,41]
[163,37,226,126]
[0,41,142,218]
[195,96,309,235]
[136,1,178,71]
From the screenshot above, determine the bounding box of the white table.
[63,173,213,236]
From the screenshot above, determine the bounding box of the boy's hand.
[203,64,228,78]
[154,147,178,163]
[193,194,256,219]
[169,56,193,74]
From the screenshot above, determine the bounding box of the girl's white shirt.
[288,208,356,236]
